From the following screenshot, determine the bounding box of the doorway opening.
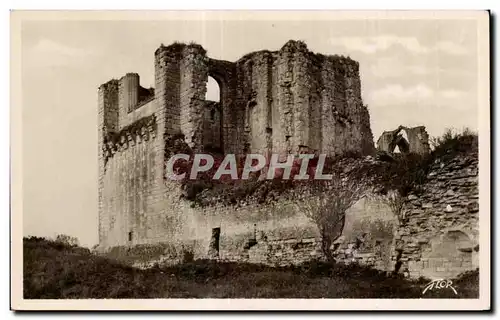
[208,227,221,258]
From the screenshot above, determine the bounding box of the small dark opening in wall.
[243,143,250,153]
[248,100,257,108]
[244,238,257,250]
[393,249,403,275]
[128,231,133,242]
[210,108,216,121]
[208,227,221,258]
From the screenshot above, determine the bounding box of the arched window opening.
[400,130,409,146]
[205,76,220,102]
[393,130,410,154]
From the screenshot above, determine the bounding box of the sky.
[20,14,480,247]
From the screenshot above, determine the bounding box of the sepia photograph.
[10,10,490,310]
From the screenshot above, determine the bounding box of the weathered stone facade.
[98,40,374,248]
[98,41,478,280]
[397,150,479,279]
[377,125,430,155]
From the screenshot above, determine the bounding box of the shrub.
[293,171,367,262]
[430,127,478,161]
[182,250,194,263]
[55,234,79,247]
[454,268,479,285]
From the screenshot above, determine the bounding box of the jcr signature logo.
[422,279,458,295]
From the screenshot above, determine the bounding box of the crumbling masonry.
[98,41,478,279]
[98,40,374,247]
[376,125,430,155]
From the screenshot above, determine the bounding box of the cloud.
[330,35,468,55]
[435,41,469,55]
[407,65,430,75]
[369,57,432,78]
[26,39,96,67]
[440,89,467,99]
[370,84,433,102]
[368,84,471,110]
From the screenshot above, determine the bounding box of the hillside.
[23,237,478,299]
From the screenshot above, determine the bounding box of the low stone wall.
[105,195,398,272]
[246,235,395,270]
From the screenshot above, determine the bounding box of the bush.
[182,250,194,263]
[430,128,478,161]
[55,234,79,247]
[454,268,479,285]
[371,153,427,197]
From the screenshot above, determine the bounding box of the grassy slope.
[24,238,479,299]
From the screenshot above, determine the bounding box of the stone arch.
[202,69,227,153]
[394,135,410,153]
[394,130,409,153]
[206,61,232,153]
[388,127,409,154]
[400,128,409,143]
[376,125,431,155]
[421,230,474,279]
[207,65,228,104]
[339,197,398,272]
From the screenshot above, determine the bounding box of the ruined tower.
[98,40,375,248]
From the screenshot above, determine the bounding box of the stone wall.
[147,40,374,158]
[106,188,399,273]
[397,151,479,279]
[202,101,222,151]
[233,40,374,157]
[98,40,375,251]
[97,41,478,280]
[99,145,479,280]
[100,129,157,247]
[243,196,397,269]
[98,80,119,245]
[179,46,209,150]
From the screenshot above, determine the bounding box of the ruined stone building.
[98,40,479,280]
[98,40,374,247]
[377,125,430,155]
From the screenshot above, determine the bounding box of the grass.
[24,237,478,299]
